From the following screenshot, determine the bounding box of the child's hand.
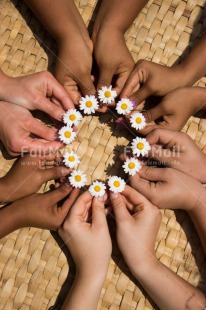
[121,60,189,105]
[0,152,70,203]
[0,102,63,155]
[93,29,134,98]
[110,186,161,271]
[139,87,205,134]
[0,71,74,121]
[146,129,206,183]
[55,38,96,104]
[59,192,112,279]
[0,183,79,238]
[129,166,205,211]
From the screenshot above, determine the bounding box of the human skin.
[59,192,112,310]
[109,186,206,310]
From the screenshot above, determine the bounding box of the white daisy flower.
[63,151,80,169]
[108,176,126,193]
[79,95,99,115]
[89,181,106,197]
[131,137,151,157]
[59,126,76,145]
[98,85,117,104]
[116,98,133,115]
[63,109,82,126]
[130,112,146,130]
[69,170,87,188]
[123,157,142,176]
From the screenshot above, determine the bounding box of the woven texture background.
[0,0,206,309]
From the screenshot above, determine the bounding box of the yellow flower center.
[114,181,120,188]
[64,131,71,138]
[94,185,101,192]
[75,175,82,182]
[69,114,76,121]
[137,142,144,150]
[86,101,93,108]
[128,162,135,169]
[121,103,128,110]
[104,91,111,98]
[68,156,75,162]
[135,117,142,124]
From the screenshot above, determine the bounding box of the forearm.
[0,203,21,238]
[180,35,206,85]
[62,272,104,310]
[24,0,88,42]
[132,259,206,310]
[93,0,148,35]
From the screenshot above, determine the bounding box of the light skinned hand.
[110,185,161,270]
[129,165,205,211]
[146,129,206,183]
[0,152,71,203]
[0,71,74,121]
[0,102,63,156]
[59,192,112,278]
[120,60,190,105]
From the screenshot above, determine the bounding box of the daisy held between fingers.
[131,137,151,157]
[130,112,146,130]
[79,95,99,115]
[63,109,82,126]
[98,86,117,105]
[69,170,87,188]
[89,181,106,197]
[108,176,126,193]
[116,98,133,115]
[123,157,142,176]
[59,126,76,145]
[63,151,80,169]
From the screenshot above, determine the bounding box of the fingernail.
[131,101,137,109]
[110,192,119,200]
[97,196,104,202]
[61,168,70,175]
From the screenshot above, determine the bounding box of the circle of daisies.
[58,85,150,197]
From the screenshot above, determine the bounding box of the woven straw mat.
[0,0,206,309]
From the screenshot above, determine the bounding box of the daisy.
[89,181,106,197]
[130,112,146,130]
[59,126,76,145]
[123,157,142,176]
[79,95,99,115]
[63,151,80,169]
[116,98,133,115]
[69,170,87,188]
[98,85,117,104]
[131,137,151,157]
[63,109,82,126]
[108,176,126,193]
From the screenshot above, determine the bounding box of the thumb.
[92,196,107,227]
[142,104,164,123]
[97,67,114,90]
[40,166,71,183]
[130,84,153,107]
[110,192,131,222]
[77,73,96,97]
[47,183,73,203]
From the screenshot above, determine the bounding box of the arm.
[110,186,206,310]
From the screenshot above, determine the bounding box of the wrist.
[0,202,23,238]
[188,187,206,215]
[131,256,159,280]
[92,23,124,43]
[0,177,11,203]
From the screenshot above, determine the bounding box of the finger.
[138,165,168,182]
[120,71,141,99]
[40,166,71,183]
[77,73,96,97]
[110,192,131,222]
[121,185,148,206]
[29,118,57,141]
[146,128,182,147]
[38,97,65,121]
[48,182,73,203]
[23,137,63,154]
[61,188,80,214]
[114,71,132,96]
[92,196,108,227]
[51,79,75,110]
[142,105,164,123]
[69,191,92,217]
[97,67,114,90]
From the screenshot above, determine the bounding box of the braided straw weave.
[0,0,206,309]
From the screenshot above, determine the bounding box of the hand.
[129,165,205,211]
[55,37,96,104]
[93,29,134,106]
[0,183,79,238]
[59,192,112,279]
[0,152,71,203]
[0,102,63,155]
[109,186,161,270]
[135,87,205,134]
[146,129,206,183]
[121,60,190,105]
[0,71,74,121]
